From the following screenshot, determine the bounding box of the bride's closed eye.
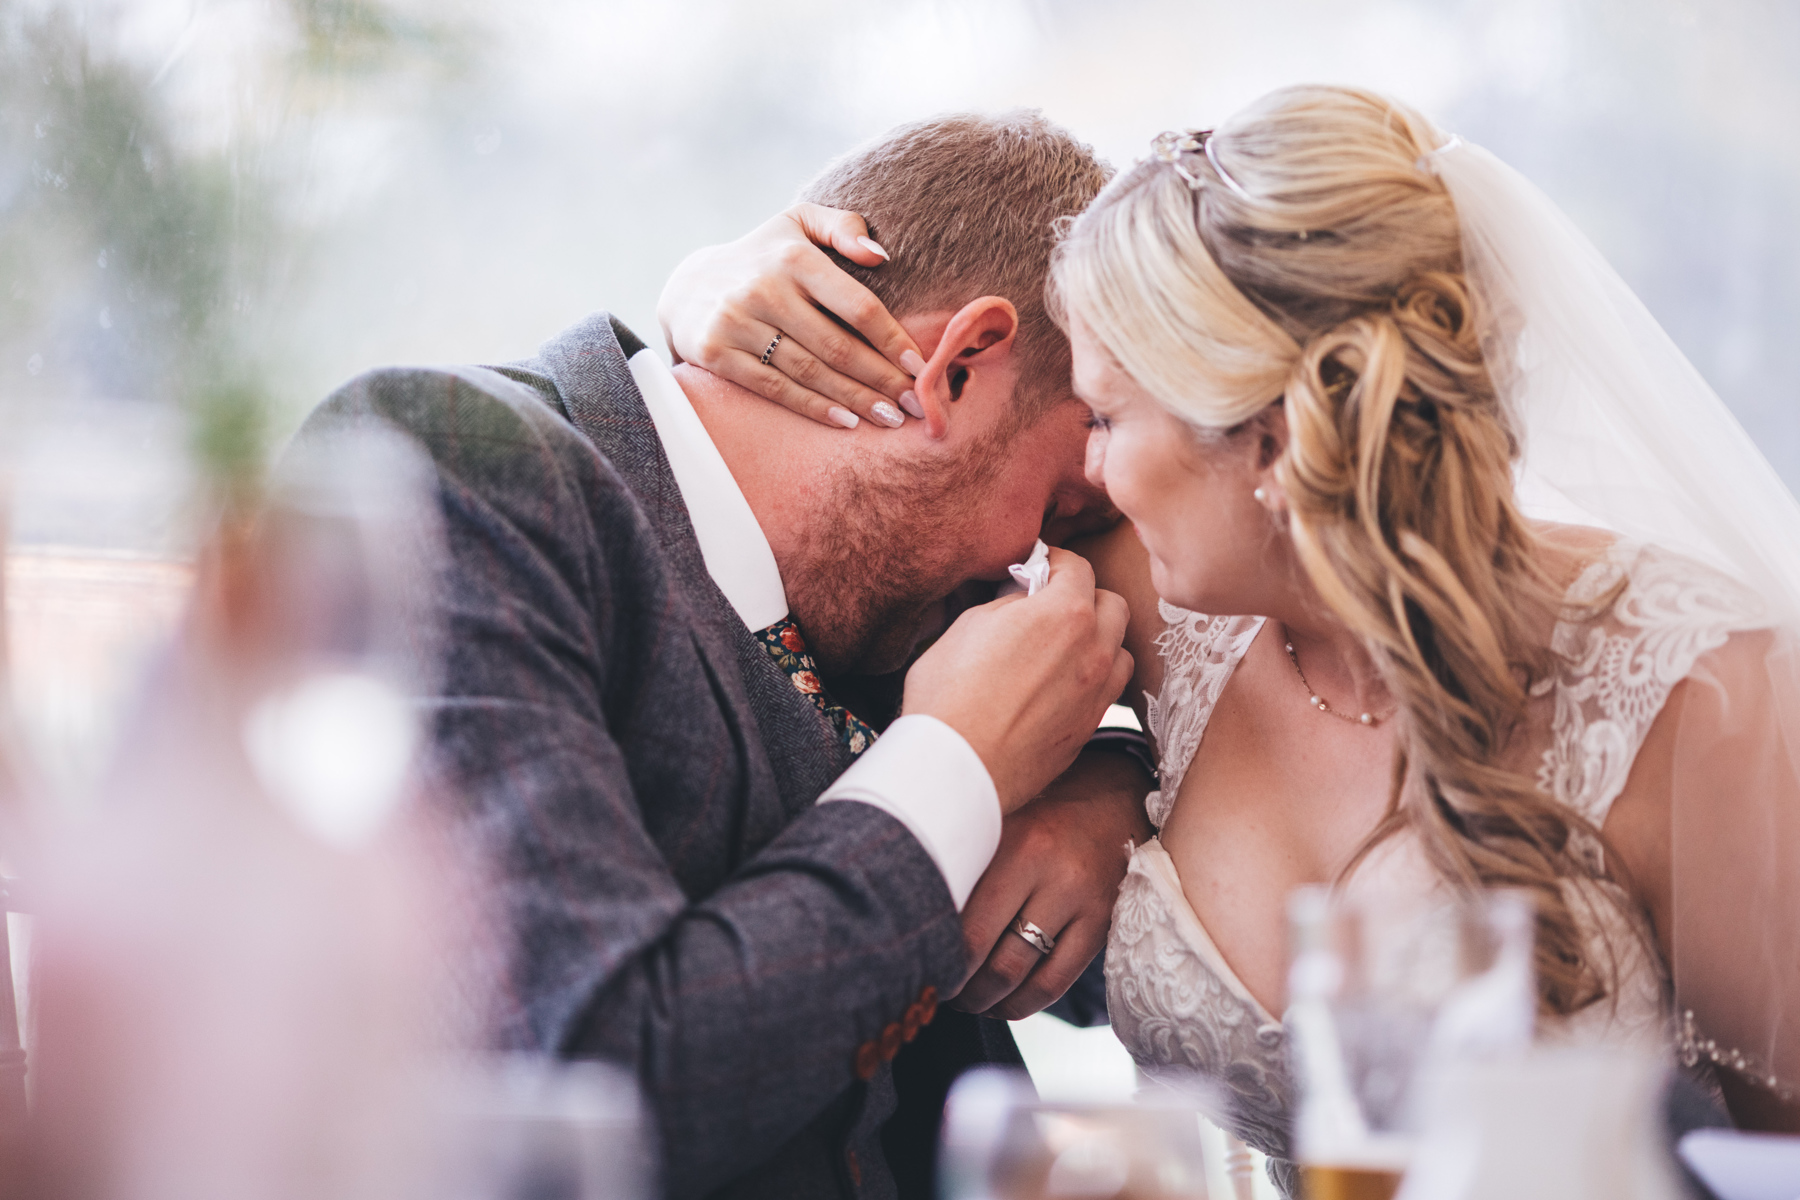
[1083,409,1113,432]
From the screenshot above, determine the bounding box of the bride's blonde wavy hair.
[1052,84,1621,1016]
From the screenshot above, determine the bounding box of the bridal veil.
[1432,138,1800,1104]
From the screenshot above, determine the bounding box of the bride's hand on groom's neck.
[902,547,1133,813]
[656,202,926,430]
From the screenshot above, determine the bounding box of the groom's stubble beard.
[786,422,1015,678]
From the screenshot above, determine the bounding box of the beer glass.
[1285,887,1535,1200]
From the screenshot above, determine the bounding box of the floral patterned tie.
[754,617,877,757]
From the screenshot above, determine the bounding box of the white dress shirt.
[627,350,1002,909]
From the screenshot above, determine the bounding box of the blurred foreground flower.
[9,427,533,1200]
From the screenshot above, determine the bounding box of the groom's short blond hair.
[799,110,1111,416]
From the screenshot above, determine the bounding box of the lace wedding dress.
[1104,540,1766,1195]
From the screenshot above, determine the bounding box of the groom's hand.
[902,547,1133,814]
[951,748,1155,1018]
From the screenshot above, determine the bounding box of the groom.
[300,112,1150,1200]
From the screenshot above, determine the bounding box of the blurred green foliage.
[0,0,467,501]
[294,0,463,74]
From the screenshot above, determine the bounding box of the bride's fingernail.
[900,349,926,376]
[898,390,924,420]
[870,400,904,428]
[827,406,861,429]
[856,236,890,261]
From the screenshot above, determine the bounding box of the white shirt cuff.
[817,714,1001,910]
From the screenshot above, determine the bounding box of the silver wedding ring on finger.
[760,332,784,366]
[1010,915,1056,956]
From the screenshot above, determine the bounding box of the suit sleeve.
[299,366,967,1196]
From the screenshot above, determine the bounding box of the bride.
[658,85,1800,1184]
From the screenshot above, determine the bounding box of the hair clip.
[1150,130,1207,190]
[1150,128,1253,201]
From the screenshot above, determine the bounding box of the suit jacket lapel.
[525,313,854,827]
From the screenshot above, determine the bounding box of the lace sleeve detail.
[1143,601,1264,828]
[1536,543,1767,845]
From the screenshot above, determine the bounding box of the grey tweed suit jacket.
[303,313,1021,1200]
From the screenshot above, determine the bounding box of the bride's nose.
[1083,427,1108,488]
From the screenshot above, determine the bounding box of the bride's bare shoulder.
[1531,519,1618,566]
[1527,520,1636,602]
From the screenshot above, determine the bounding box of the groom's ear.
[913,296,1019,440]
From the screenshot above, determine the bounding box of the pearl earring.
[1253,487,1268,503]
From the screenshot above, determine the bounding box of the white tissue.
[999,539,1050,598]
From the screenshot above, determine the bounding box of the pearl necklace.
[1282,634,1396,728]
